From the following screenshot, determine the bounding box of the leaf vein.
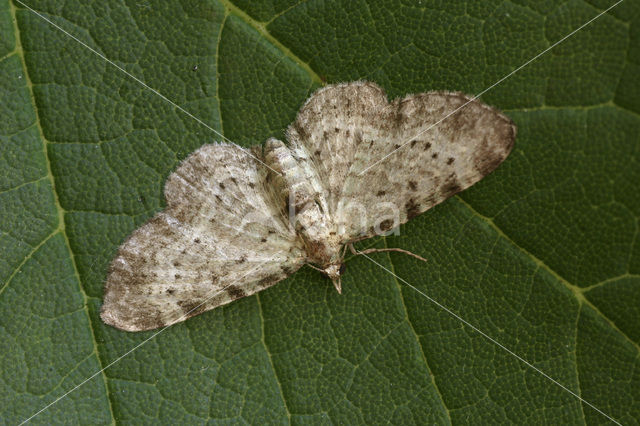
[382,236,453,425]
[256,293,292,423]
[457,197,640,355]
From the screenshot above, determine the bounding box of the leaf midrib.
[9,1,116,421]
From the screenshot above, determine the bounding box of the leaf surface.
[1,0,639,423]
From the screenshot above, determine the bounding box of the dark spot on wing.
[178,300,205,317]
[172,261,181,267]
[405,198,421,219]
[442,173,462,197]
[230,177,237,184]
[410,139,418,147]
[424,142,431,151]
[314,149,321,156]
[334,127,340,133]
[215,194,222,202]
[219,182,225,189]
[193,238,201,244]
[380,219,394,231]
[236,255,247,264]
[166,288,175,295]
[408,180,417,191]
[281,265,296,275]
[447,157,455,165]
[284,194,290,213]
[376,190,386,197]
[258,275,278,287]
[248,182,255,188]
[431,153,438,159]
[294,199,307,215]
[134,311,165,331]
[227,285,247,300]
[260,237,267,243]
[294,122,309,140]
[174,274,181,279]
[171,207,189,223]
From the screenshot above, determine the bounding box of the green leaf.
[2,0,639,423]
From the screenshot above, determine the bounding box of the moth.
[101,81,516,331]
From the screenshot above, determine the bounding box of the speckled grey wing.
[101,143,306,332]
[287,81,516,240]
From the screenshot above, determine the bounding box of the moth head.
[323,263,346,294]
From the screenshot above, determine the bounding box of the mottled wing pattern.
[288,81,516,240]
[287,82,386,215]
[101,143,306,331]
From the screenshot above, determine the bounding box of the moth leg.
[348,243,427,263]
[340,243,349,259]
[348,243,357,255]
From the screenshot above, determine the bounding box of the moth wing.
[101,143,306,331]
[287,81,516,240]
